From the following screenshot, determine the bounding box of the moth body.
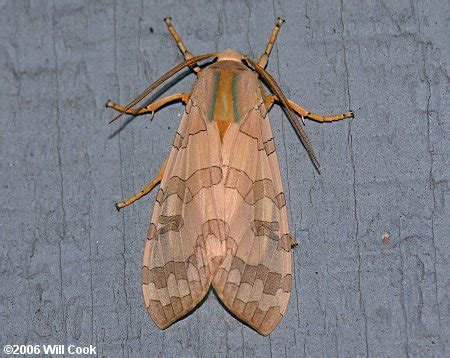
[107,18,354,336]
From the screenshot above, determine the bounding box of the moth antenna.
[108,53,218,124]
[258,17,285,69]
[244,56,320,169]
[164,17,201,73]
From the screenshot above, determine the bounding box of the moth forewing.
[142,93,224,328]
[211,68,293,336]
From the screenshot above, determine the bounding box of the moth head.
[217,49,243,63]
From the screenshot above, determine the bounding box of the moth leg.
[164,17,201,73]
[264,94,354,123]
[288,100,354,123]
[115,160,167,211]
[258,18,285,69]
[106,93,189,116]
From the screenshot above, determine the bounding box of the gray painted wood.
[1,0,448,356]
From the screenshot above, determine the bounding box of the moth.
[107,18,353,336]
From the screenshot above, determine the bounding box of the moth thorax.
[217,49,242,62]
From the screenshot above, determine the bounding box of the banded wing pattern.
[143,63,293,335]
[212,97,294,336]
[142,97,226,328]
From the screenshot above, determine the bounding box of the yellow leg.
[258,18,285,69]
[164,17,201,73]
[115,161,167,211]
[264,95,354,123]
[106,93,189,116]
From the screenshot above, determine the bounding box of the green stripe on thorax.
[208,72,221,122]
[231,71,239,122]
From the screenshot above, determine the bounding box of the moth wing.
[213,100,293,336]
[142,98,225,329]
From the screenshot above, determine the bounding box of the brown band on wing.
[179,127,209,150]
[156,177,190,204]
[146,266,166,289]
[178,101,208,149]
[252,220,280,241]
[276,192,286,209]
[147,223,157,240]
[255,263,270,281]
[172,131,184,150]
[225,167,286,209]
[241,265,257,285]
[158,215,184,234]
[248,179,277,207]
[263,137,276,156]
[142,266,150,284]
[280,274,292,292]
[262,272,282,295]
[188,166,223,197]
[224,166,253,199]
[143,256,200,309]
[239,116,265,151]
[221,256,291,291]
[188,109,208,135]
[143,262,191,287]
[219,254,292,325]
[156,166,223,205]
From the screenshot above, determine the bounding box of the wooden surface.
[1,0,449,356]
